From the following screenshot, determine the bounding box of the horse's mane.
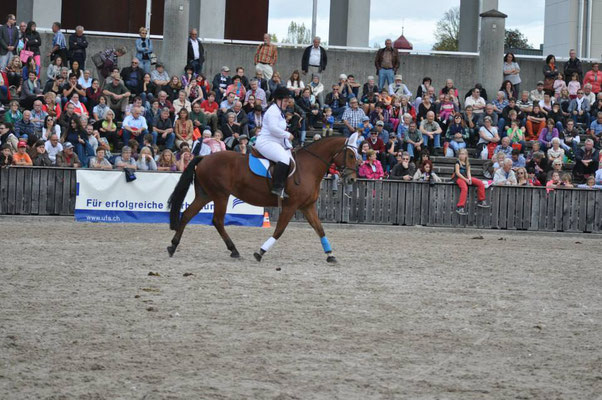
[294,136,345,153]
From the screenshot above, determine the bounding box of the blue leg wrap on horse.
[321,236,332,253]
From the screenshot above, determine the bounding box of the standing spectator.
[563,49,583,84]
[453,148,489,215]
[301,36,327,76]
[68,25,88,68]
[374,39,399,91]
[543,54,559,95]
[583,62,602,95]
[341,98,365,137]
[359,149,384,180]
[254,33,278,80]
[503,52,521,94]
[0,14,18,70]
[135,27,153,74]
[23,21,42,70]
[187,28,205,75]
[574,139,599,182]
[96,46,127,80]
[212,66,231,102]
[48,22,68,63]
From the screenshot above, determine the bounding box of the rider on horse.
[255,86,294,199]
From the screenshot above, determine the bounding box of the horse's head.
[333,132,361,184]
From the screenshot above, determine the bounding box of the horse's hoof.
[167,246,175,257]
[230,251,240,258]
[254,252,262,262]
[326,255,337,264]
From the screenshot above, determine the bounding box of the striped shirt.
[52,31,67,49]
[254,43,278,65]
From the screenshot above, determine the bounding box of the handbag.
[91,52,104,68]
[19,49,34,63]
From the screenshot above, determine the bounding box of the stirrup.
[271,187,289,199]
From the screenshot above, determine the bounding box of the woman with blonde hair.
[136,146,158,170]
[453,148,489,215]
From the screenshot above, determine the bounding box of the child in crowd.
[0,144,13,167]
[568,73,581,99]
[453,148,489,215]
[322,107,334,137]
[553,73,567,99]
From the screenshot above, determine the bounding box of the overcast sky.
[268,0,544,50]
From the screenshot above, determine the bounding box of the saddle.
[249,148,296,180]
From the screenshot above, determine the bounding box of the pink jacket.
[359,160,384,180]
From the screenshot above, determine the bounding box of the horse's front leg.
[301,203,337,264]
[254,204,296,262]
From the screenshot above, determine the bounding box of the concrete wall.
[35,32,591,101]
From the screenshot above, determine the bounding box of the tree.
[269,33,278,43]
[432,7,535,51]
[505,29,533,49]
[282,21,311,45]
[432,7,459,51]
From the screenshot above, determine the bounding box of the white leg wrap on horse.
[261,237,277,252]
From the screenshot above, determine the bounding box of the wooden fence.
[1,167,601,233]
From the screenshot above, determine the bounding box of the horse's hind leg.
[211,195,240,258]
[168,190,211,257]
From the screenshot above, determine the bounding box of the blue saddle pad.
[249,154,271,178]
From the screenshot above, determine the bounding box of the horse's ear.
[347,132,359,148]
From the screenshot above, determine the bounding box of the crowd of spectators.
[1,14,601,192]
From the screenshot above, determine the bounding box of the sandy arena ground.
[0,217,601,399]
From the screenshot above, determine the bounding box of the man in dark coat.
[187,29,205,75]
[301,36,327,76]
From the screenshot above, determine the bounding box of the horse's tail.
[168,156,204,231]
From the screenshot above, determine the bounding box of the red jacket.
[359,160,384,179]
[367,137,385,153]
[583,70,602,93]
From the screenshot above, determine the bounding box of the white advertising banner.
[75,170,264,226]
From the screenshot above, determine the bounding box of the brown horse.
[167,133,361,263]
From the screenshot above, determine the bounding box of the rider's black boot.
[271,162,289,199]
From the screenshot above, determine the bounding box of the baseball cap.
[394,74,403,80]
[64,142,74,149]
[376,121,385,126]
[537,80,544,85]
[221,66,230,72]
[17,141,27,148]
[362,116,370,122]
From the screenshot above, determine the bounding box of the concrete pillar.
[17,0,62,29]
[161,0,190,77]
[481,0,499,12]
[329,0,370,47]
[478,9,507,99]
[346,0,370,47]
[458,0,479,52]
[198,0,225,39]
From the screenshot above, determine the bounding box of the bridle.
[297,142,359,179]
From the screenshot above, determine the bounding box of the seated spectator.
[506,119,527,152]
[0,144,13,167]
[389,151,415,181]
[55,142,80,167]
[325,84,347,120]
[413,159,441,183]
[560,173,574,188]
[42,92,62,120]
[103,71,131,119]
[515,167,533,186]
[573,139,600,182]
[510,148,526,169]
[548,102,565,132]
[157,149,178,171]
[31,139,53,166]
[88,147,112,169]
[419,110,442,154]
[478,104,499,128]
[98,109,119,150]
[383,133,401,172]
[67,93,88,117]
[539,118,559,150]
[248,104,264,137]
[286,70,304,97]
[546,171,562,189]
[560,119,580,155]
[3,102,22,126]
[44,133,62,164]
[569,89,590,127]
[192,129,212,156]
[221,111,241,149]
[15,110,37,145]
[177,147,193,171]
[404,121,423,159]
[547,137,565,162]
[78,70,93,90]
[546,158,564,181]
[588,111,602,147]
[20,70,43,110]
[358,149,384,180]
[211,65,232,102]
[114,146,137,169]
[525,104,546,140]
[175,108,194,148]
[526,151,550,184]
[453,148,489,215]
[173,90,192,114]
[234,134,249,154]
[136,146,157,170]
[93,95,110,122]
[493,158,517,185]
[389,74,411,98]
[228,101,249,137]
[124,97,146,118]
[61,73,86,108]
[122,106,149,146]
[308,74,324,107]
[150,62,170,91]
[365,128,386,165]
[494,136,513,158]
[12,141,33,166]
[477,116,500,159]
[206,130,226,153]
[445,113,469,156]
[596,167,602,185]
[342,98,366,137]
[464,88,486,114]
[140,73,156,107]
[185,78,204,106]
[200,91,219,132]
[120,58,144,95]
[499,97,523,132]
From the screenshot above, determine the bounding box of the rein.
[297,141,357,177]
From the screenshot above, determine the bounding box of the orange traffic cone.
[262,211,271,228]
